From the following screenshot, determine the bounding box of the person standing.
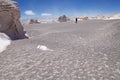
[75,17,78,23]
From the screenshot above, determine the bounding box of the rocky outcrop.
[29,19,40,24]
[109,13,120,20]
[78,16,88,20]
[58,15,70,22]
[0,0,27,40]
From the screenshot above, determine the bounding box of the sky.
[14,0,120,19]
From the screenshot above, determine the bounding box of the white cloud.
[41,13,52,17]
[24,10,35,16]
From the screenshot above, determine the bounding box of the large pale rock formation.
[58,15,70,22]
[0,0,27,40]
[78,16,88,20]
[109,13,120,20]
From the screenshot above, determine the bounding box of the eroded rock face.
[58,15,70,22]
[0,0,27,40]
[29,19,40,24]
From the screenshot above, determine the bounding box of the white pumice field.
[0,20,120,80]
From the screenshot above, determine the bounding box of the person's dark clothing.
[75,18,78,23]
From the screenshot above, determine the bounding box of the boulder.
[0,0,27,40]
[29,19,40,24]
[58,15,70,22]
[0,32,11,53]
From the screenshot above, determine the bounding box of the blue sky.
[14,0,120,19]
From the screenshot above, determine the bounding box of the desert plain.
[0,20,120,80]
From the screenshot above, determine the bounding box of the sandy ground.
[0,20,120,80]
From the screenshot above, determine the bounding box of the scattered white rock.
[90,13,120,20]
[0,33,11,53]
[25,33,30,38]
[37,45,53,51]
